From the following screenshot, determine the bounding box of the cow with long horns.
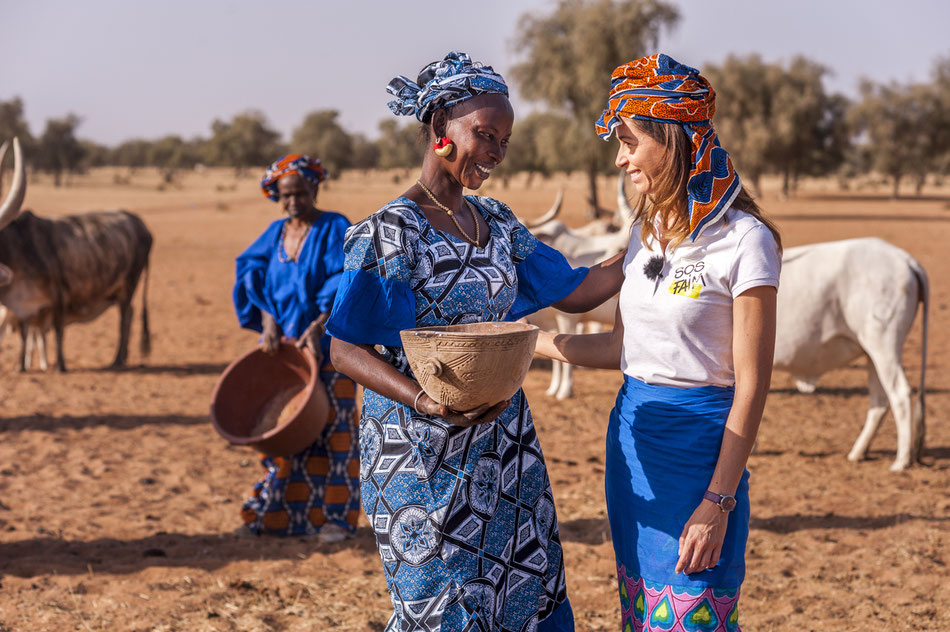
[0,138,153,372]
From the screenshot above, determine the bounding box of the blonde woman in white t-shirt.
[535,54,782,632]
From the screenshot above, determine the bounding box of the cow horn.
[0,139,8,197]
[616,170,635,226]
[0,138,26,232]
[524,189,563,228]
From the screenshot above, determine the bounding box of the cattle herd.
[0,137,931,471]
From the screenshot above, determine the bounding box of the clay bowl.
[210,341,329,457]
[400,321,539,412]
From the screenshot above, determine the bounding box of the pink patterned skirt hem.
[617,563,740,632]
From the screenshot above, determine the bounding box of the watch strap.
[703,490,735,512]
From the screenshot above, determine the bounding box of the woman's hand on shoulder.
[416,393,510,427]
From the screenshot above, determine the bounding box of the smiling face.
[277,173,317,219]
[435,93,513,190]
[614,118,671,196]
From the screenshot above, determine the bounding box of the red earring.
[433,136,454,157]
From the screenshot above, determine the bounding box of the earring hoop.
[433,136,454,157]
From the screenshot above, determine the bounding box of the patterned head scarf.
[595,54,741,241]
[260,154,329,202]
[386,51,509,123]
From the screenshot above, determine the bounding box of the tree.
[706,55,849,197]
[850,79,937,198]
[350,133,380,170]
[111,139,153,169]
[148,135,202,183]
[204,110,284,171]
[498,111,580,181]
[702,55,776,196]
[79,140,111,170]
[768,56,848,197]
[291,110,353,176]
[36,114,85,186]
[376,120,422,170]
[0,97,35,156]
[512,0,680,218]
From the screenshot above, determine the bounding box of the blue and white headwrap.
[386,51,509,123]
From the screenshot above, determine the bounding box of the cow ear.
[0,263,12,287]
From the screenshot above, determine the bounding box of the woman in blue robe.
[328,53,625,632]
[233,154,359,539]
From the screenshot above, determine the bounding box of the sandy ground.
[0,168,947,632]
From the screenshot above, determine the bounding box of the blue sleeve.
[325,208,419,347]
[314,214,349,314]
[484,199,588,320]
[233,220,282,333]
[509,240,589,320]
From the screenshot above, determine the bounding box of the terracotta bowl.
[400,321,539,412]
[210,342,329,457]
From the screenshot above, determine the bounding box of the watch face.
[720,495,737,512]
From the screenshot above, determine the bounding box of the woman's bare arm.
[533,302,624,370]
[675,285,777,575]
[553,249,626,313]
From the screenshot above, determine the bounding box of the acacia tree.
[768,56,848,197]
[498,111,581,185]
[512,0,679,218]
[703,55,776,196]
[376,120,422,170]
[0,97,34,156]
[205,110,284,172]
[37,114,85,186]
[850,79,936,198]
[148,135,202,183]
[291,109,353,176]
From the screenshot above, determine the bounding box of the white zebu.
[775,238,928,471]
[533,230,929,471]
[525,173,633,399]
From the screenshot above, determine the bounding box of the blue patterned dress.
[326,197,587,632]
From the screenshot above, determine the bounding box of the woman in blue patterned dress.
[233,155,360,540]
[327,52,625,631]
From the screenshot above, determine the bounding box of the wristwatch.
[703,490,737,513]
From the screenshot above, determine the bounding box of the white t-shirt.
[620,207,781,388]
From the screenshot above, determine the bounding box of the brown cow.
[0,138,152,371]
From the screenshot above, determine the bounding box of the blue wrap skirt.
[606,375,749,590]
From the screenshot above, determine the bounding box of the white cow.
[525,173,634,399]
[524,189,623,237]
[0,304,50,372]
[775,238,928,471]
[533,233,929,471]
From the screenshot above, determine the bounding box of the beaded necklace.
[277,220,312,263]
[416,179,481,247]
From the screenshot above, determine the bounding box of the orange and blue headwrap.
[260,154,329,202]
[387,51,508,123]
[595,54,741,241]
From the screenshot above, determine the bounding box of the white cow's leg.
[847,364,889,463]
[35,327,49,372]
[556,362,574,400]
[793,376,817,393]
[553,313,578,400]
[546,360,562,397]
[24,326,35,371]
[867,352,914,471]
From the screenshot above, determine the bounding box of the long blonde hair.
[627,118,782,252]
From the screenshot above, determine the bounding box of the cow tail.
[140,256,151,357]
[912,256,929,456]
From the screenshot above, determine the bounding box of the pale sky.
[2,0,947,145]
